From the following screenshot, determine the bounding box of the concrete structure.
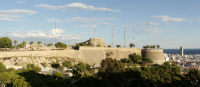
[0,47,165,65]
[180,47,183,56]
[142,49,165,64]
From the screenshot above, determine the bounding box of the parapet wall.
[0,47,165,65]
[79,47,142,65]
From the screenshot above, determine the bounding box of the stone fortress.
[76,38,107,47]
[0,38,165,67]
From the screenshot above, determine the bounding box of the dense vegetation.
[0,37,12,48]
[55,42,67,49]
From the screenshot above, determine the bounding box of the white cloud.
[17,1,26,3]
[125,25,137,28]
[0,18,28,21]
[0,29,80,41]
[185,20,193,22]
[79,32,89,35]
[137,26,178,35]
[96,22,115,25]
[0,14,23,18]
[43,17,62,22]
[164,23,170,25]
[136,22,159,26]
[0,9,37,14]
[35,3,121,12]
[0,9,37,21]
[75,25,96,28]
[70,17,116,23]
[198,18,200,20]
[150,15,186,22]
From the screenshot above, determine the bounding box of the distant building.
[180,47,183,56]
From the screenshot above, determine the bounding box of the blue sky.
[0,0,200,49]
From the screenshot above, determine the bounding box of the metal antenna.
[124,22,125,48]
[112,28,113,47]
[94,19,96,47]
[133,29,134,48]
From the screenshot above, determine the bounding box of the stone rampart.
[0,47,165,65]
[142,49,165,65]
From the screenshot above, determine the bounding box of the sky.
[0,0,200,49]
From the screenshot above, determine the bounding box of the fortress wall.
[0,47,165,65]
[0,50,80,59]
[79,47,142,65]
[142,49,165,65]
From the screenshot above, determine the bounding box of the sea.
[163,49,200,55]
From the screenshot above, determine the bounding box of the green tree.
[22,41,26,50]
[43,62,48,68]
[130,43,134,48]
[37,41,42,49]
[29,41,34,50]
[47,43,53,47]
[87,41,91,46]
[131,53,142,64]
[143,46,147,49]
[149,45,153,49]
[62,60,72,68]
[13,40,18,50]
[108,45,111,47]
[0,62,6,73]
[116,45,121,48]
[75,62,86,72]
[53,72,64,79]
[152,45,155,49]
[26,64,41,73]
[142,57,153,65]
[55,42,67,49]
[146,45,150,49]
[51,60,60,68]
[0,37,12,48]
[156,44,160,49]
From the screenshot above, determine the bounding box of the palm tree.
[29,41,34,50]
[22,41,26,50]
[37,41,42,49]
[13,40,18,50]
[44,43,46,50]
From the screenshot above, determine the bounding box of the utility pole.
[112,28,113,47]
[133,29,134,48]
[94,19,96,47]
[124,23,125,48]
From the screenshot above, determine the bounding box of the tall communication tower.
[124,23,125,48]
[133,29,134,47]
[112,28,113,47]
[55,20,56,44]
[94,19,96,47]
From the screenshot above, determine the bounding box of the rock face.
[0,56,82,68]
[82,38,107,47]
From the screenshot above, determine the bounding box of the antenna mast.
[112,28,113,47]
[124,23,125,48]
[133,29,134,48]
[94,19,96,47]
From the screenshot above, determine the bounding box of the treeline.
[0,37,67,50]
[143,44,160,49]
